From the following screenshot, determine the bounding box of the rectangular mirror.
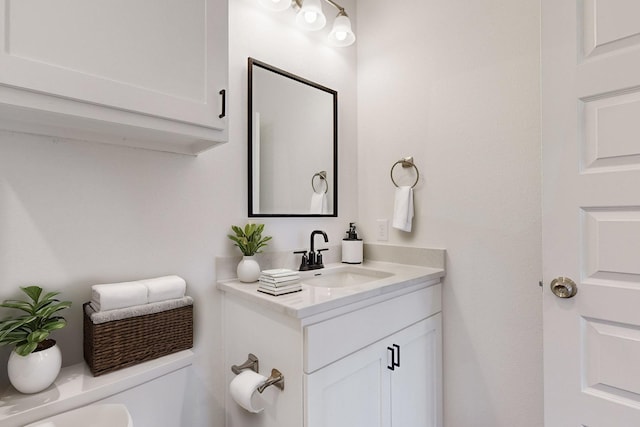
[248,58,338,217]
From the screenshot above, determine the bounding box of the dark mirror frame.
[248,57,338,217]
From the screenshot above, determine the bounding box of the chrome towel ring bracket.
[312,171,329,194]
[390,157,419,188]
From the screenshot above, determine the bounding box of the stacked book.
[258,269,302,296]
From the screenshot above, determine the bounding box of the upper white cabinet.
[0,0,228,155]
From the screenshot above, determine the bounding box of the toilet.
[0,351,193,427]
[24,404,132,427]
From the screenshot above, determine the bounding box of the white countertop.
[217,261,445,319]
[0,350,194,427]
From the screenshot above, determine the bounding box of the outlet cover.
[376,219,389,241]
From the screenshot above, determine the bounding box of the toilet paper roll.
[230,370,268,413]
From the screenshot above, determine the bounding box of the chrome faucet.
[294,230,329,271]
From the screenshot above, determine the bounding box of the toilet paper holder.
[257,368,285,393]
[231,353,259,375]
[231,353,285,393]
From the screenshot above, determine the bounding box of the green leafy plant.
[0,286,72,356]
[227,223,272,256]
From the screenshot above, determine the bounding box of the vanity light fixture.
[327,10,355,47]
[257,0,356,47]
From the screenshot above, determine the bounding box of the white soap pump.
[342,222,363,264]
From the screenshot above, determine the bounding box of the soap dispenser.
[342,223,363,264]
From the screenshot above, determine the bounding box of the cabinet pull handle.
[387,344,401,371]
[218,89,226,118]
[387,346,396,371]
[393,344,400,368]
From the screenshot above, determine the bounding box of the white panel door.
[542,1,640,425]
[390,315,442,427]
[305,315,442,427]
[305,339,390,427]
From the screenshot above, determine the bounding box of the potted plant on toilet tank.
[0,285,71,393]
[228,223,272,282]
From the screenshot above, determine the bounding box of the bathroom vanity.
[218,258,444,427]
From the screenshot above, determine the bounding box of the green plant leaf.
[21,286,43,303]
[0,300,34,313]
[42,319,67,331]
[39,301,72,319]
[0,316,37,342]
[27,330,49,344]
[16,342,38,357]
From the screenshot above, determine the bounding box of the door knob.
[550,277,577,298]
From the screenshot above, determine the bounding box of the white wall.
[356,1,542,426]
[0,1,544,425]
[0,1,357,425]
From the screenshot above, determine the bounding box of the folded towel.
[85,296,194,324]
[139,275,186,303]
[91,281,148,312]
[392,186,414,232]
[310,192,328,214]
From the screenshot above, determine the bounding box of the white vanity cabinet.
[0,0,228,155]
[221,277,443,427]
[306,314,442,427]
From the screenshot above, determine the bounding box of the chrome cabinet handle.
[550,277,578,298]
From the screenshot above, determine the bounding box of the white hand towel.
[91,281,148,312]
[310,192,327,214]
[139,275,187,303]
[392,186,414,232]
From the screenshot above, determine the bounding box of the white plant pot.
[8,341,62,394]
[237,256,261,283]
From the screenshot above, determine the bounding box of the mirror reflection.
[248,58,337,217]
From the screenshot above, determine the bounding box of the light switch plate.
[376,219,389,241]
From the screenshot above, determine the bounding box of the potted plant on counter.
[0,286,72,393]
[228,223,272,282]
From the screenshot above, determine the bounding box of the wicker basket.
[83,302,193,376]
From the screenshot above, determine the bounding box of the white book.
[261,268,299,278]
[257,286,302,296]
[259,282,301,291]
[259,275,300,284]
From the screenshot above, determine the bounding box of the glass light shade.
[295,0,326,31]
[328,14,355,47]
[257,0,291,12]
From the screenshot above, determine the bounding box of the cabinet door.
[306,340,391,427]
[389,314,443,427]
[0,0,227,130]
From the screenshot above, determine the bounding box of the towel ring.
[390,157,419,188]
[312,171,328,194]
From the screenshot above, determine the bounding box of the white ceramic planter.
[8,341,62,394]
[237,256,261,283]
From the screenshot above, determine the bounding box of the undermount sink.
[301,265,393,288]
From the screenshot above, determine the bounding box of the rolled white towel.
[139,275,186,303]
[91,281,148,312]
